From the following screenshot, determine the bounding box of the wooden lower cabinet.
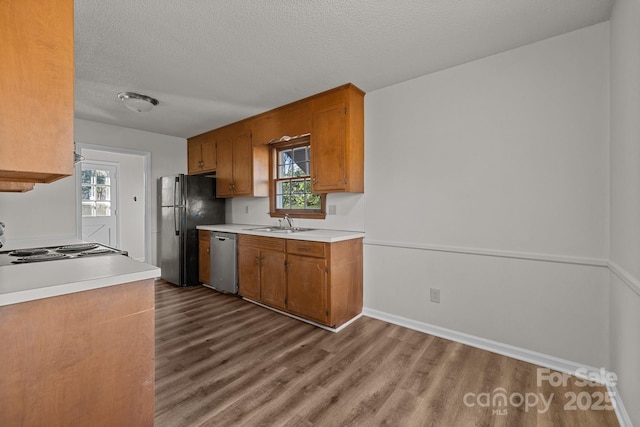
[0,279,155,427]
[238,235,286,308]
[286,254,328,323]
[238,235,363,328]
[260,250,287,310]
[198,230,211,285]
[238,244,262,300]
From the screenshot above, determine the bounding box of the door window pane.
[81,168,113,217]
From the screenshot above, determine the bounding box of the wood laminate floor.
[154,280,619,427]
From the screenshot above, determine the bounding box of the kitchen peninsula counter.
[0,239,159,306]
[0,239,158,426]
[197,223,365,242]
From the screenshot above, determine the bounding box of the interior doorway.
[76,145,150,262]
[80,161,119,247]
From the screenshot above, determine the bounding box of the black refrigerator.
[158,174,225,286]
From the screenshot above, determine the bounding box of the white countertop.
[196,224,365,243]
[0,239,160,307]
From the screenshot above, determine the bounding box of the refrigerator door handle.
[174,177,180,207]
[174,206,180,236]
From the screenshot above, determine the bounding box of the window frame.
[269,136,326,219]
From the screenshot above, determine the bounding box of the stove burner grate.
[9,248,49,257]
[12,253,70,263]
[77,248,116,257]
[56,243,100,253]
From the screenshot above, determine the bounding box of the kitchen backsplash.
[228,192,365,232]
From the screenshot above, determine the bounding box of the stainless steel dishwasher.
[209,231,238,294]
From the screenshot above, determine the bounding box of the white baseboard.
[243,297,363,333]
[607,382,633,427]
[362,307,631,426]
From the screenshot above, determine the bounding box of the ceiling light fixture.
[117,92,159,113]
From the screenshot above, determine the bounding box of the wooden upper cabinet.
[192,83,364,197]
[0,0,74,185]
[279,100,311,139]
[215,122,268,198]
[216,134,234,198]
[232,130,254,196]
[0,182,35,193]
[251,100,311,145]
[187,133,217,175]
[311,84,364,193]
[251,111,280,146]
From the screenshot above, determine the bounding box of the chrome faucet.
[283,214,293,229]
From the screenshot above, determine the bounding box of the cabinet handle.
[207,248,209,253]
[312,176,317,184]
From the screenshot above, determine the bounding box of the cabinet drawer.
[239,234,285,252]
[287,240,326,258]
[198,230,210,241]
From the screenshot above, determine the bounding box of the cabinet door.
[200,138,217,172]
[251,111,280,145]
[286,254,328,324]
[279,101,311,138]
[187,139,202,174]
[260,250,286,310]
[198,231,210,285]
[238,246,261,300]
[231,131,254,196]
[311,104,348,193]
[216,137,234,197]
[0,0,74,183]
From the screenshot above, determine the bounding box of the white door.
[80,162,119,247]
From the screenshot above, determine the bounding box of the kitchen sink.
[249,226,315,233]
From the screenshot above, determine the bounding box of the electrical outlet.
[430,288,440,303]
[328,205,337,215]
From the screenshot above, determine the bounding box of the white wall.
[76,120,188,265]
[0,119,186,265]
[229,191,365,231]
[609,0,640,424]
[364,23,610,366]
[82,149,146,261]
[0,177,76,242]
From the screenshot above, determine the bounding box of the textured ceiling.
[74,0,614,138]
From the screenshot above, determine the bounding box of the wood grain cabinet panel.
[251,100,311,145]
[238,244,262,301]
[278,100,312,138]
[190,83,363,196]
[0,0,74,185]
[0,280,155,427]
[188,133,217,174]
[286,253,328,323]
[238,235,286,307]
[238,235,363,329]
[198,230,211,284]
[0,182,35,192]
[259,250,287,310]
[214,122,268,198]
[216,134,234,197]
[311,84,365,193]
